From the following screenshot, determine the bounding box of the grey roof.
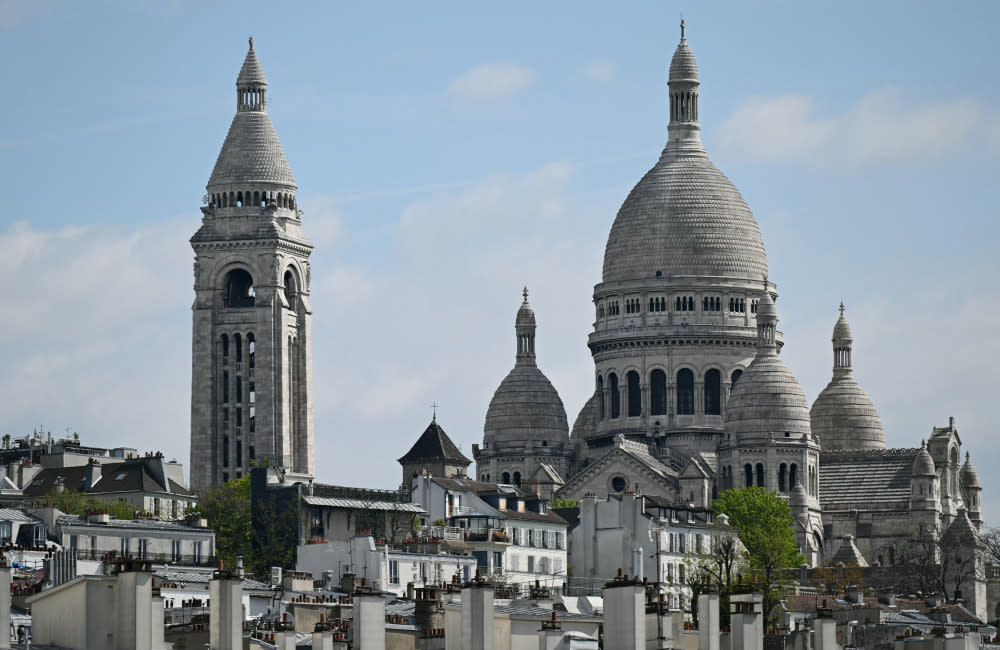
[912,444,936,477]
[398,420,471,465]
[22,460,193,499]
[819,448,919,508]
[57,514,213,533]
[725,293,810,438]
[829,535,869,567]
[302,496,425,513]
[961,453,980,488]
[208,41,295,190]
[492,602,602,622]
[811,307,885,451]
[570,394,597,441]
[484,365,568,445]
[237,39,267,86]
[155,571,273,592]
[208,112,295,189]
[668,35,699,82]
[0,508,37,522]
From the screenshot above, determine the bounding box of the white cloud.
[716,89,990,165]
[448,63,536,101]
[584,60,615,83]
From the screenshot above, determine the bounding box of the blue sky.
[1,2,999,519]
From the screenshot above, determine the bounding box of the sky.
[1,2,999,519]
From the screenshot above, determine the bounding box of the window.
[744,464,753,487]
[310,508,324,538]
[756,463,765,487]
[121,537,131,556]
[789,463,798,490]
[731,369,743,388]
[650,369,667,416]
[528,529,536,547]
[137,538,148,560]
[779,464,787,492]
[609,373,620,418]
[626,371,641,417]
[704,369,721,415]
[527,556,535,573]
[224,269,255,308]
[513,472,521,486]
[493,552,503,573]
[511,528,521,545]
[389,560,399,584]
[611,476,627,493]
[676,369,694,415]
[223,371,229,403]
[193,541,202,564]
[597,376,605,420]
[171,540,182,562]
[70,535,78,552]
[420,562,428,582]
[502,472,510,484]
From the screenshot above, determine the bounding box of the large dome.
[810,306,885,451]
[601,32,767,284]
[484,365,569,445]
[724,291,811,437]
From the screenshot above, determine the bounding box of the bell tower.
[190,38,314,492]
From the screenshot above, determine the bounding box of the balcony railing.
[73,549,219,567]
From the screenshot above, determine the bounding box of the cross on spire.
[522,286,529,302]
[431,402,439,422]
[839,301,845,316]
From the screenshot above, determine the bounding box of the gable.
[556,448,677,501]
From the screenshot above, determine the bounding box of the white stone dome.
[724,291,811,437]
[912,443,936,477]
[810,306,885,451]
[484,365,569,445]
[961,453,980,488]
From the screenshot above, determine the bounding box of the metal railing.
[73,549,219,567]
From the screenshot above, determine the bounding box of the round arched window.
[283,269,298,309]
[611,476,627,493]
[224,269,255,308]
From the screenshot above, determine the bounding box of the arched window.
[650,370,667,416]
[626,371,641,417]
[676,297,681,311]
[789,463,798,490]
[704,369,721,415]
[234,334,242,364]
[676,369,694,415]
[224,269,256,308]
[283,269,298,310]
[731,369,743,387]
[744,464,753,488]
[779,463,787,492]
[597,376,605,420]
[247,334,255,371]
[513,472,521,486]
[609,373,620,419]
[756,463,764,487]
[223,434,230,467]
[502,472,510,484]
[223,371,229,404]
[253,191,260,206]
[221,334,229,362]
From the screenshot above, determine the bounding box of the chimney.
[461,574,495,650]
[729,593,763,650]
[698,593,720,650]
[115,564,155,650]
[85,460,101,491]
[602,574,645,650]
[151,584,166,650]
[209,566,243,650]
[275,629,298,650]
[0,562,11,649]
[812,612,838,650]
[353,584,386,650]
[313,629,334,650]
[538,611,563,650]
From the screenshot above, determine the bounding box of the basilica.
[469,24,986,595]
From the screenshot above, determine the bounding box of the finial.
[966,451,970,461]
[431,402,439,423]
[921,439,926,448]
[680,18,686,40]
[839,302,845,317]
[522,286,529,303]
[249,36,254,50]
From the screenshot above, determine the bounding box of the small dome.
[669,38,698,82]
[571,394,597,441]
[756,289,777,321]
[516,288,535,326]
[961,453,980,488]
[724,352,811,437]
[484,365,569,446]
[790,479,808,507]
[833,311,853,342]
[912,443,936,477]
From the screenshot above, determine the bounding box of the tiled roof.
[237,40,267,86]
[819,448,919,508]
[398,420,471,465]
[22,460,191,499]
[502,509,567,525]
[208,111,295,188]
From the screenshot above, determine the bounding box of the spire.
[515,287,537,366]
[237,37,268,112]
[667,20,701,151]
[832,303,854,378]
[755,277,777,350]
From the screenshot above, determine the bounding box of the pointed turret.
[515,286,537,366]
[910,440,940,514]
[667,20,702,153]
[961,452,983,529]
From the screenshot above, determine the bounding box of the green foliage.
[549,498,580,509]
[432,518,447,527]
[189,476,251,570]
[43,489,138,520]
[713,487,805,621]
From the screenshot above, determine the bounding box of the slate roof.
[57,514,212,534]
[237,39,267,86]
[502,509,567,525]
[22,460,193,499]
[552,507,580,528]
[208,111,295,189]
[819,448,919,509]
[155,571,273,592]
[398,420,471,465]
[302,496,425,513]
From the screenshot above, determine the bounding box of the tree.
[684,520,747,627]
[189,475,251,570]
[42,489,138,520]
[713,487,804,621]
[893,522,983,602]
[550,498,580,509]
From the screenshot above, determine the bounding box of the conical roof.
[398,419,471,465]
[602,29,766,284]
[207,41,295,191]
[961,452,980,488]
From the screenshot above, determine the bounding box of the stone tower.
[190,39,314,492]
